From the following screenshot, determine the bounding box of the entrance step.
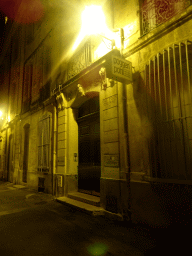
[56,196,104,216]
[67,192,100,207]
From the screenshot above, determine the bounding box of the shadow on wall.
[131,50,192,226]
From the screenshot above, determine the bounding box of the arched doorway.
[77,96,101,196]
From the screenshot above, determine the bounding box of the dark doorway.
[23,124,30,183]
[77,96,101,196]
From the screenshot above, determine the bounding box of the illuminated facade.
[0,0,192,226]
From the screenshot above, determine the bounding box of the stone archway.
[61,76,102,195]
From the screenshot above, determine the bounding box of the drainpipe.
[119,28,131,221]
[118,80,131,222]
[44,102,57,196]
[4,129,6,181]
[120,28,124,56]
[123,82,131,222]
[52,104,57,197]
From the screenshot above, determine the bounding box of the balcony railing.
[66,40,92,82]
[141,0,191,35]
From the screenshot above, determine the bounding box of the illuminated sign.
[110,56,132,83]
[103,51,132,83]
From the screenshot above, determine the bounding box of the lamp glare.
[81,5,106,35]
[72,5,108,51]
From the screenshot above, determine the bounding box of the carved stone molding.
[77,84,85,97]
[68,84,86,108]
[99,67,107,90]
[56,93,65,111]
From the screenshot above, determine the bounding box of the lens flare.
[87,242,108,256]
[0,0,44,24]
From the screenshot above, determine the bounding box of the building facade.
[0,0,192,226]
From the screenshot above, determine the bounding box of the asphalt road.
[0,182,189,256]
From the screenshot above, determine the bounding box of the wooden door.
[77,97,101,195]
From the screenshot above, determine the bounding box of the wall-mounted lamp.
[0,111,5,121]
[73,5,124,55]
[81,5,106,36]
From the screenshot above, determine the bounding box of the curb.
[56,197,104,216]
[56,197,125,222]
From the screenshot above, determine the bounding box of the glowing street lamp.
[0,111,10,122]
[72,5,115,51]
[81,5,107,36]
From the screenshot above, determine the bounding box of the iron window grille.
[145,40,192,181]
[141,0,191,35]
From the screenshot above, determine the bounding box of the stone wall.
[124,7,192,226]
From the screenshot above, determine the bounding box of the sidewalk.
[0,181,190,254]
[0,181,55,203]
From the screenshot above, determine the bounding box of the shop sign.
[110,55,132,83]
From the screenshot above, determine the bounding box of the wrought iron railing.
[141,0,191,35]
[66,40,93,81]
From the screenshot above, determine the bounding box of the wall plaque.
[57,156,65,166]
[103,95,117,110]
[104,155,119,167]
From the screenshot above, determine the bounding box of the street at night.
[0,182,191,255]
[1,1,192,253]
[0,182,154,256]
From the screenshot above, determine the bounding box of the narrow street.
[0,182,189,255]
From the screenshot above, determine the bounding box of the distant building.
[0,0,192,226]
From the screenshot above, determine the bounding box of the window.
[11,28,20,63]
[10,82,16,112]
[0,65,4,84]
[22,63,32,113]
[22,44,51,111]
[23,124,30,183]
[25,21,42,45]
[31,47,43,103]
[141,0,191,35]
[25,23,34,44]
[38,113,51,172]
